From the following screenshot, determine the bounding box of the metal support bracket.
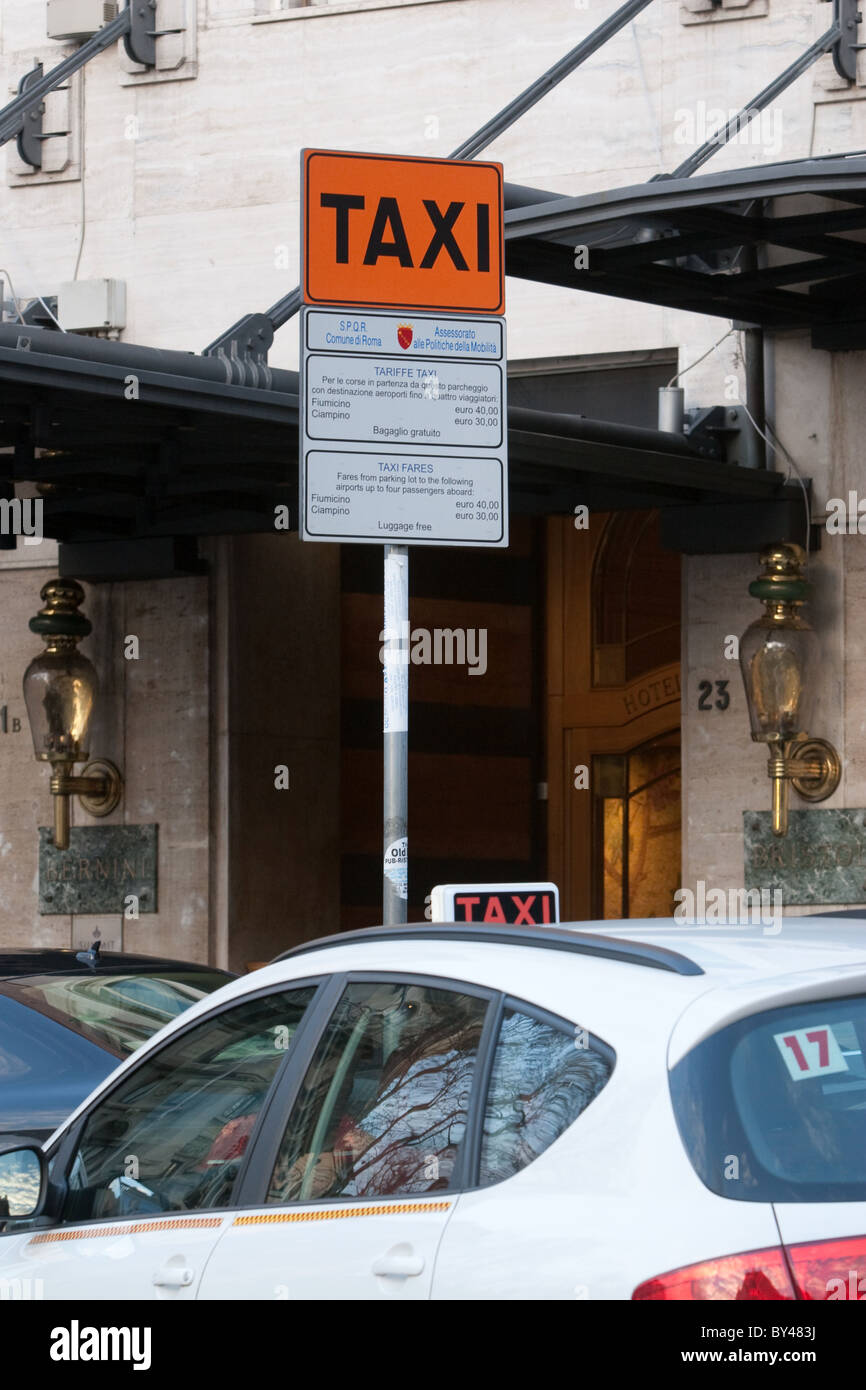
[20,297,60,330]
[202,314,275,386]
[833,0,861,81]
[685,404,768,470]
[124,0,164,68]
[1,10,130,150]
[16,66,44,169]
[681,405,732,461]
[15,66,70,170]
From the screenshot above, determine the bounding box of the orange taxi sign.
[302,149,505,315]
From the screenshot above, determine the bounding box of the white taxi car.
[0,917,864,1300]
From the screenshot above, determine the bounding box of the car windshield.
[670,993,866,1202]
[0,971,231,1059]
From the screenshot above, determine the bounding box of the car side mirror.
[0,1136,48,1220]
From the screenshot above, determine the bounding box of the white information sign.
[300,308,507,547]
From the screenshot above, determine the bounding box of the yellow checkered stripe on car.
[233,1202,452,1226]
[24,1204,450,1244]
[28,1216,224,1245]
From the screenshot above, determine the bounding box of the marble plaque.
[744,809,866,905]
[39,825,158,915]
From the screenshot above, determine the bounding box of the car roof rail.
[274,924,704,976]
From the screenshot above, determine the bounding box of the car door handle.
[371,1249,425,1279]
[153,1265,194,1288]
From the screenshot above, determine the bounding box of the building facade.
[1,0,865,968]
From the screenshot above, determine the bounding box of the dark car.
[0,944,234,1141]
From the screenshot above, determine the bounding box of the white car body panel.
[197,1201,455,1300]
[771,1202,866,1244]
[0,1217,228,1300]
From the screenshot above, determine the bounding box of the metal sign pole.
[383,543,409,924]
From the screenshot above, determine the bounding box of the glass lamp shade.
[739,611,818,744]
[22,647,98,762]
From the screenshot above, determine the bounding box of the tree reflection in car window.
[61,987,316,1224]
[479,1008,613,1185]
[268,982,488,1202]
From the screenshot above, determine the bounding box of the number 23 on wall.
[697,679,730,711]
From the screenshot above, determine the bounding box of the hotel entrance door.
[546,510,682,921]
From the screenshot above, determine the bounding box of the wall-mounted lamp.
[739,543,840,838]
[22,579,122,851]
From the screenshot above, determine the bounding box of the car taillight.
[633,1246,795,1300]
[786,1235,866,1301]
[633,1236,866,1299]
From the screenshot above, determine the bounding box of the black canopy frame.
[0,319,806,577]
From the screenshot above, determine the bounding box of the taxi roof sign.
[302,149,505,315]
[431,882,560,926]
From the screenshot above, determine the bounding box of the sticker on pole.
[384,837,408,899]
[773,1024,850,1081]
[382,547,409,732]
[431,882,559,925]
[383,656,408,734]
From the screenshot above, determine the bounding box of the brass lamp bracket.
[787,735,842,803]
[49,759,123,812]
[742,544,842,838]
[766,735,841,837]
[48,759,123,849]
[78,759,124,817]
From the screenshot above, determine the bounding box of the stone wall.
[682,339,866,910]
[0,539,210,959]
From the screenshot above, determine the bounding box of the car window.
[0,996,107,1081]
[60,986,317,1224]
[267,981,489,1202]
[670,993,866,1202]
[0,996,111,1138]
[479,1005,615,1185]
[0,970,231,1059]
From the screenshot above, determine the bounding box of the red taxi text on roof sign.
[431,882,560,926]
[302,150,505,315]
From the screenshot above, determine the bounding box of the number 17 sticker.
[773,1024,850,1081]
